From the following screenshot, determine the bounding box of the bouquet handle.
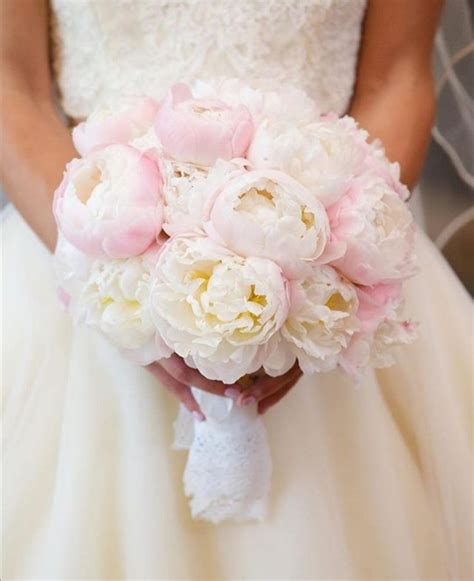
[173,389,272,523]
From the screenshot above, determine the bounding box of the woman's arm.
[349,0,444,189]
[0,0,76,251]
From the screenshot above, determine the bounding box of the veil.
[432,0,474,189]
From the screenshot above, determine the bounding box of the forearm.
[0,89,76,251]
[347,0,443,191]
[349,70,435,190]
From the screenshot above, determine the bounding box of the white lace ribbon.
[173,389,272,524]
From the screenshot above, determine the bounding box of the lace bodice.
[50,0,366,120]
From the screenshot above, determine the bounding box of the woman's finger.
[159,354,242,397]
[257,379,298,415]
[239,363,302,405]
[148,362,205,421]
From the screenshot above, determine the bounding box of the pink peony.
[154,84,254,166]
[355,283,402,332]
[72,97,160,156]
[327,172,417,286]
[206,169,329,279]
[53,144,164,258]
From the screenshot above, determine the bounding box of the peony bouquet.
[54,79,418,522]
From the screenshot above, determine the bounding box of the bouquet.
[53,79,418,522]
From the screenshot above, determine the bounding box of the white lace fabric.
[50,0,366,120]
[174,391,272,523]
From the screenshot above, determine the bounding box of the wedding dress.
[2,1,472,578]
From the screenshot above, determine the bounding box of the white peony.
[371,318,418,368]
[150,236,289,383]
[340,316,418,378]
[247,115,368,206]
[363,143,411,202]
[266,266,360,375]
[160,160,209,234]
[161,158,246,236]
[207,169,329,278]
[54,233,93,300]
[192,78,319,126]
[129,125,163,154]
[75,246,160,355]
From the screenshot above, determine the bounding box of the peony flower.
[192,78,320,126]
[339,281,418,378]
[54,233,93,291]
[54,233,93,309]
[129,126,163,157]
[363,149,411,202]
[160,160,209,235]
[340,316,418,377]
[161,158,246,236]
[53,144,164,258]
[74,245,163,361]
[206,169,329,278]
[154,84,254,166]
[72,96,160,156]
[149,236,289,383]
[247,115,368,206]
[328,172,417,286]
[370,318,418,367]
[271,265,360,374]
[355,283,403,333]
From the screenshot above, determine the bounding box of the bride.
[2,0,472,578]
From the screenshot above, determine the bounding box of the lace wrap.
[173,390,272,523]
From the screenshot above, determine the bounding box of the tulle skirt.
[2,207,472,579]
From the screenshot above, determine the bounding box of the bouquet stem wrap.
[173,391,272,524]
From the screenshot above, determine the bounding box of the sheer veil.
[432,0,474,189]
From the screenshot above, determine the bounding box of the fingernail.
[192,411,205,422]
[224,388,240,400]
[241,396,257,407]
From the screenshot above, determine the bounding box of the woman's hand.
[147,354,242,421]
[236,363,302,416]
[148,356,302,419]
